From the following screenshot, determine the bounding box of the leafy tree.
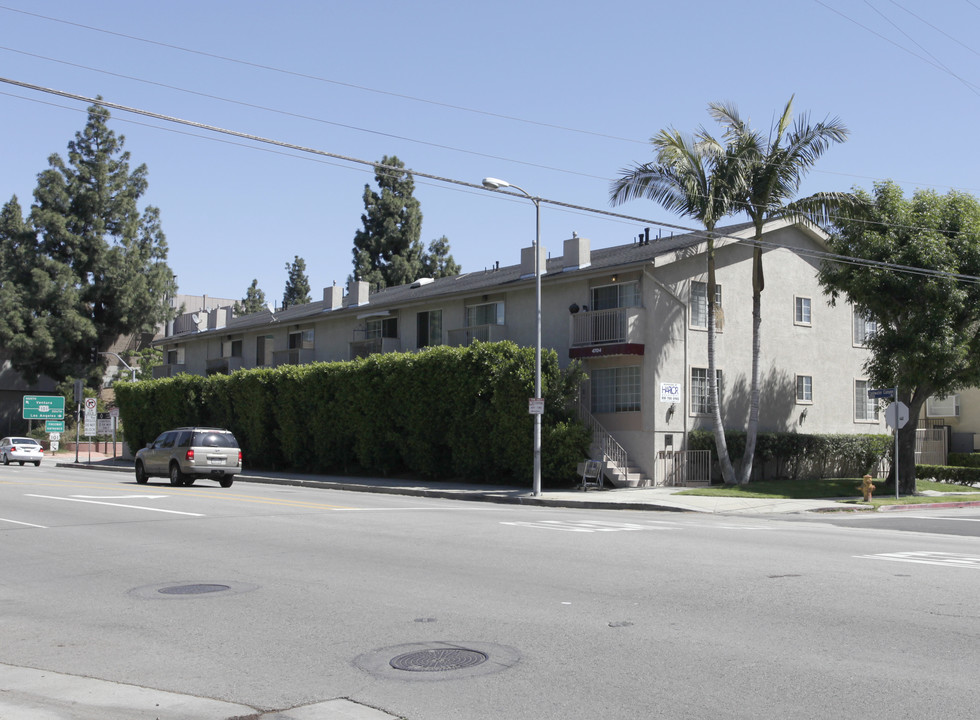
[421,235,461,279]
[819,181,980,495]
[126,346,164,381]
[282,255,311,307]
[351,156,459,289]
[708,97,850,484]
[1,103,177,387]
[234,279,267,316]
[611,128,751,484]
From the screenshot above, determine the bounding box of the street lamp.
[482,177,542,497]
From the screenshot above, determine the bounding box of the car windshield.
[194,432,238,448]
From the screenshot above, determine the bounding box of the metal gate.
[658,450,711,487]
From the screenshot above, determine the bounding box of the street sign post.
[23,395,65,420]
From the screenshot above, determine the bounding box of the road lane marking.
[72,495,168,499]
[0,517,48,528]
[25,494,204,516]
[500,520,671,533]
[855,551,980,568]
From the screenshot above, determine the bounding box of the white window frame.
[854,379,880,422]
[591,366,641,414]
[796,375,813,403]
[465,301,505,327]
[691,281,722,330]
[691,367,723,415]
[795,296,812,326]
[853,310,878,347]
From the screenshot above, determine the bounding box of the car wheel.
[169,463,184,486]
[18,461,24,466]
[219,477,234,488]
[2,453,8,465]
[34,461,40,467]
[135,461,149,484]
[183,477,195,486]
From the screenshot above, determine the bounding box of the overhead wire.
[3,76,978,287]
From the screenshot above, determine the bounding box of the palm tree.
[708,97,850,484]
[611,128,751,485]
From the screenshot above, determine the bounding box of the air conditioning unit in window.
[926,394,960,418]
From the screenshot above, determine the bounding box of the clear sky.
[2,1,978,304]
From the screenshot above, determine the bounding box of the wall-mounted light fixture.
[667,403,676,422]
[800,407,809,424]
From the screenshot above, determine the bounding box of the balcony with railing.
[349,334,401,359]
[272,348,316,366]
[206,356,245,375]
[152,363,187,379]
[569,307,645,358]
[447,324,509,347]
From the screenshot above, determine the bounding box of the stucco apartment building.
[154,219,901,484]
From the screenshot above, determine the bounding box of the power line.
[0,3,646,146]
[3,75,978,287]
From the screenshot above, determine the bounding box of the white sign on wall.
[660,383,681,403]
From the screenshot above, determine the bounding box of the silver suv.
[135,427,241,487]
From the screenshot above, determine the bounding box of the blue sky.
[2,1,978,303]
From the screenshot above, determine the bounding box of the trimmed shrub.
[916,464,980,486]
[114,342,588,487]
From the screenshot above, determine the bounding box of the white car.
[0,437,44,466]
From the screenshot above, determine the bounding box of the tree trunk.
[738,247,764,485]
[708,237,736,485]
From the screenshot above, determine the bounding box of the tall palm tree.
[611,128,751,485]
[708,97,850,484]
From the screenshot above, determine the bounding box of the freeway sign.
[23,395,65,420]
[45,420,66,433]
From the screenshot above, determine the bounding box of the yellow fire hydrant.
[860,475,876,502]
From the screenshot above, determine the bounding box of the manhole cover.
[158,583,231,595]
[390,648,488,672]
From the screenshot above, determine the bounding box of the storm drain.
[390,648,488,672]
[158,583,231,595]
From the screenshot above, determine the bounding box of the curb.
[877,499,980,512]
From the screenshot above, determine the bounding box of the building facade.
[155,220,890,483]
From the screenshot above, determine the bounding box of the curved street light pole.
[482,177,542,497]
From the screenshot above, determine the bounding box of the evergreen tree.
[282,255,311,307]
[0,102,176,385]
[234,279,267,316]
[421,235,461,279]
[351,156,460,289]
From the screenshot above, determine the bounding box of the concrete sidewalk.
[52,451,980,515]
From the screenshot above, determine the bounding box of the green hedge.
[947,452,980,469]
[916,464,980,486]
[114,342,589,487]
[689,430,892,481]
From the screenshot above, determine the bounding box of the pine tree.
[282,255,311,307]
[0,102,176,385]
[234,279,267,316]
[351,156,460,289]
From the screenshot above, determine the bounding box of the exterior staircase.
[579,399,652,488]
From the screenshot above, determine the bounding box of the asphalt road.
[2,465,979,719]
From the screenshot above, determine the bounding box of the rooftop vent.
[410,277,434,289]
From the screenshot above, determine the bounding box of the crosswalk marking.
[855,551,980,569]
[500,520,672,533]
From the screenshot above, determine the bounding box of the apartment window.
[365,318,398,339]
[465,301,504,327]
[591,366,641,413]
[256,335,272,366]
[591,281,640,311]
[166,349,179,365]
[417,309,443,349]
[691,281,722,328]
[231,339,243,358]
[855,380,880,422]
[691,367,723,415]
[796,375,813,403]
[853,310,878,346]
[288,329,314,349]
[795,297,812,325]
